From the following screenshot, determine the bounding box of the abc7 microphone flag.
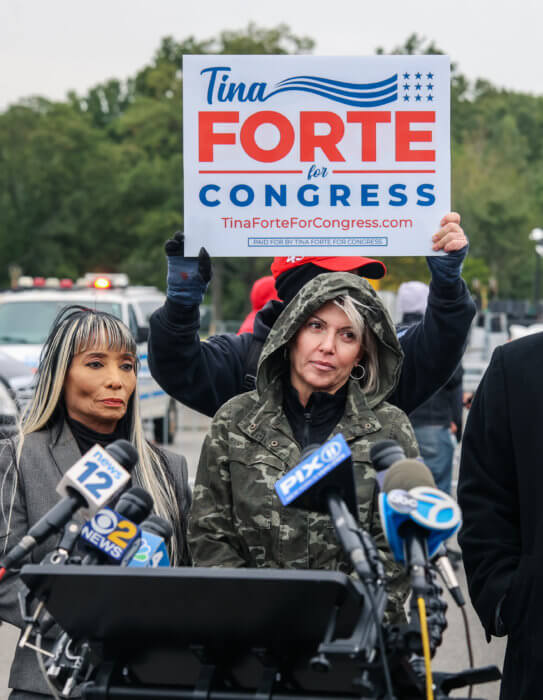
[379,486,461,564]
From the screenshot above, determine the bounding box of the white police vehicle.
[0,273,177,443]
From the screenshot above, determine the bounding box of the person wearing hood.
[148,213,475,418]
[237,276,279,335]
[188,273,419,620]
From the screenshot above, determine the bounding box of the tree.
[2,27,543,310]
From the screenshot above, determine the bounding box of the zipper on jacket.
[303,410,312,448]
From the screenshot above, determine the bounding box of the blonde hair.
[5,305,187,564]
[332,295,380,394]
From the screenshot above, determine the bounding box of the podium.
[21,565,500,699]
[21,565,374,699]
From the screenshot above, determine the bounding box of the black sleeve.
[389,279,476,413]
[148,299,253,417]
[457,346,520,636]
[446,365,464,441]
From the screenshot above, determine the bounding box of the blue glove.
[426,242,468,286]
[165,232,212,306]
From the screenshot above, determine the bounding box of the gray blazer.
[0,421,191,697]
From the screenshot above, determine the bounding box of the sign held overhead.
[183,55,450,256]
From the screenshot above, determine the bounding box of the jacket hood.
[256,272,404,409]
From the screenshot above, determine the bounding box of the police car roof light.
[93,277,112,290]
[17,276,34,288]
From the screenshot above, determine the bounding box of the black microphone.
[370,439,407,471]
[0,440,139,578]
[138,514,173,541]
[79,487,154,566]
[104,439,139,469]
[373,440,465,609]
[111,487,154,524]
[275,435,381,584]
[381,457,436,597]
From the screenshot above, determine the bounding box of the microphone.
[369,439,407,488]
[432,544,465,608]
[275,434,380,584]
[78,487,154,566]
[31,487,153,639]
[127,515,172,568]
[0,440,138,576]
[376,444,461,597]
[55,440,138,518]
[275,434,357,517]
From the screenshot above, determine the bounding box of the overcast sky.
[1,0,542,111]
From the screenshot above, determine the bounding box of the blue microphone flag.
[275,434,352,507]
[128,531,170,568]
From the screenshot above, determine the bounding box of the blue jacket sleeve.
[148,299,253,418]
[389,278,476,413]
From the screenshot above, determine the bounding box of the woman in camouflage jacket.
[188,272,419,617]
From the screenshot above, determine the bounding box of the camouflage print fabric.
[188,273,419,621]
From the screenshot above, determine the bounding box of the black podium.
[21,565,375,698]
[21,565,500,699]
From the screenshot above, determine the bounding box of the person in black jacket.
[397,280,463,494]
[457,333,543,699]
[148,212,475,418]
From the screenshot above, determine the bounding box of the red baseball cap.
[271,256,387,280]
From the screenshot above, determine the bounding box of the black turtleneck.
[66,415,127,455]
[282,378,348,449]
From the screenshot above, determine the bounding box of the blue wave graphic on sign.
[265,74,398,107]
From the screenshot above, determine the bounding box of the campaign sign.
[183,55,450,256]
[275,434,351,506]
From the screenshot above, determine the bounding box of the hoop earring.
[350,363,366,381]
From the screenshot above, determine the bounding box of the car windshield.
[0,301,122,344]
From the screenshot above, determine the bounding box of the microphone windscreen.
[107,439,139,471]
[115,487,154,523]
[141,515,173,540]
[382,459,436,493]
[370,440,406,472]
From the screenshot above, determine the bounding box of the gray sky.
[1,0,541,111]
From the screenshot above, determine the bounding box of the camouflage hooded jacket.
[188,273,419,612]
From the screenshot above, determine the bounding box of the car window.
[0,300,123,344]
[127,304,139,337]
[137,299,164,326]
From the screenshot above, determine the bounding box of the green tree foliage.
[0,26,541,319]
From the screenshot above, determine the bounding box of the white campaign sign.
[183,55,450,256]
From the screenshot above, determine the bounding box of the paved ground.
[0,406,505,699]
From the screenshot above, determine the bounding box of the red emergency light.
[93,277,112,290]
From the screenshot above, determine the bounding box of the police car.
[0,273,177,443]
